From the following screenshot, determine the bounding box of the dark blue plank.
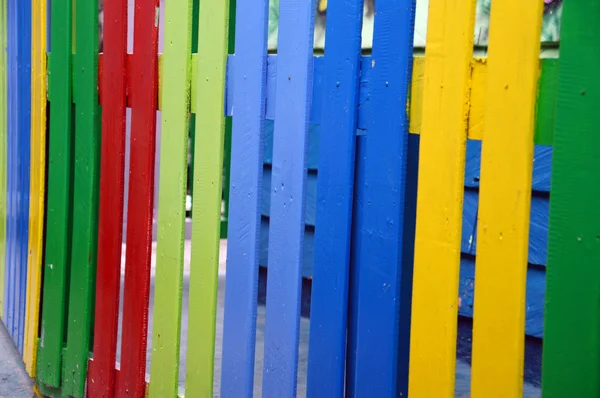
[219,0,269,392]
[345,0,416,395]
[261,0,316,393]
[16,0,31,353]
[306,0,363,393]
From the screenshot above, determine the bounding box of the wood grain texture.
[184,0,229,394]
[260,0,316,394]
[117,0,159,396]
[24,0,47,376]
[541,0,600,396]
[0,0,7,322]
[345,0,416,396]
[305,0,363,394]
[87,0,126,395]
[36,0,73,386]
[470,0,543,395]
[218,0,269,393]
[148,0,192,395]
[407,0,476,396]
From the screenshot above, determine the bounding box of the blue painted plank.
[306,0,363,393]
[261,168,317,226]
[16,0,31,353]
[261,0,316,393]
[263,120,320,171]
[345,0,416,396]
[219,0,269,392]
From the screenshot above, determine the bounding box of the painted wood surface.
[345,0,416,396]
[260,0,316,394]
[408,0,476,395]
[470,0,543,395]
[541,0,600,395]
[117,0,159,395]
[88,0,127,395]
[185,0,229,394]
[0,0,6,322]
[148,0,192,395]
[218,0,269,392]
[24,0,47,376]
[305,0,363,394]
[36,0,73,386]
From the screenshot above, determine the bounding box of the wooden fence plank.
[305,0,362,394]
[87,0,127,395]
[541,0,600,396]
[218,0,268,392]
[407,0,476,396]
[470,0,543,395]
[148,0,193,395]
[260,0,317,394]
[117,0,159,395]
[0,0,7,322]
[36,0,73,386]
[24,0,47,375]
[345,0,416,395]
[184,0,229,394]
[61,0,100,394]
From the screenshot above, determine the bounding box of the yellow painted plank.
[24,0,47,377]
[407,0,476,396]
[470,0,543,396]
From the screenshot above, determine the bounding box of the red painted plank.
[116,0,160,395]
[87,0,128,395]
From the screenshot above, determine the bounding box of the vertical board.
[88,0,127,394]
[185,0,229,394]
[219,0,269,390]
[61,0,100,395]
[0,0,6,321]
[305,0,363,394]
[407,0,476,396]
[261,0,316,394]
[36,0,73,386]
[470,0,543,395]
[345,0,415,395]
[24,0,47,375]
[541,0,600,396]
[148,0,192,395]
[117,0,159,395]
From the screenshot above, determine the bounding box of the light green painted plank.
[184,0,230,394]
[148,0,193,396]
[0,0,7,320]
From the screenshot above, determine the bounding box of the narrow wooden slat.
[305,0,362,394]
[148,0,193,395]
[184,0,229,394]
[541,0,600,396]
[0,0,7,321]
[36,0,73,386]
[61,0,100,395]
[261,0,316,394]
[470,0,543,395]
[218,0,268,392]
[87,0,127,395]
[117,0,159,395]
[407,0,476,395]
[24,0,47,375]
[345,0,416,395]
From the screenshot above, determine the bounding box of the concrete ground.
[1,236,541,397]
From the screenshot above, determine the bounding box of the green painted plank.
[36,0,74,387]
[148,0,193,395]
[541,1,600,397]
[184,0,230,393]
[0,0,7,320]
[534,59,558,146]
[60,0,100,395]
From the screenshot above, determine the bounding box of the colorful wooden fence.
[0,0,599,397]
